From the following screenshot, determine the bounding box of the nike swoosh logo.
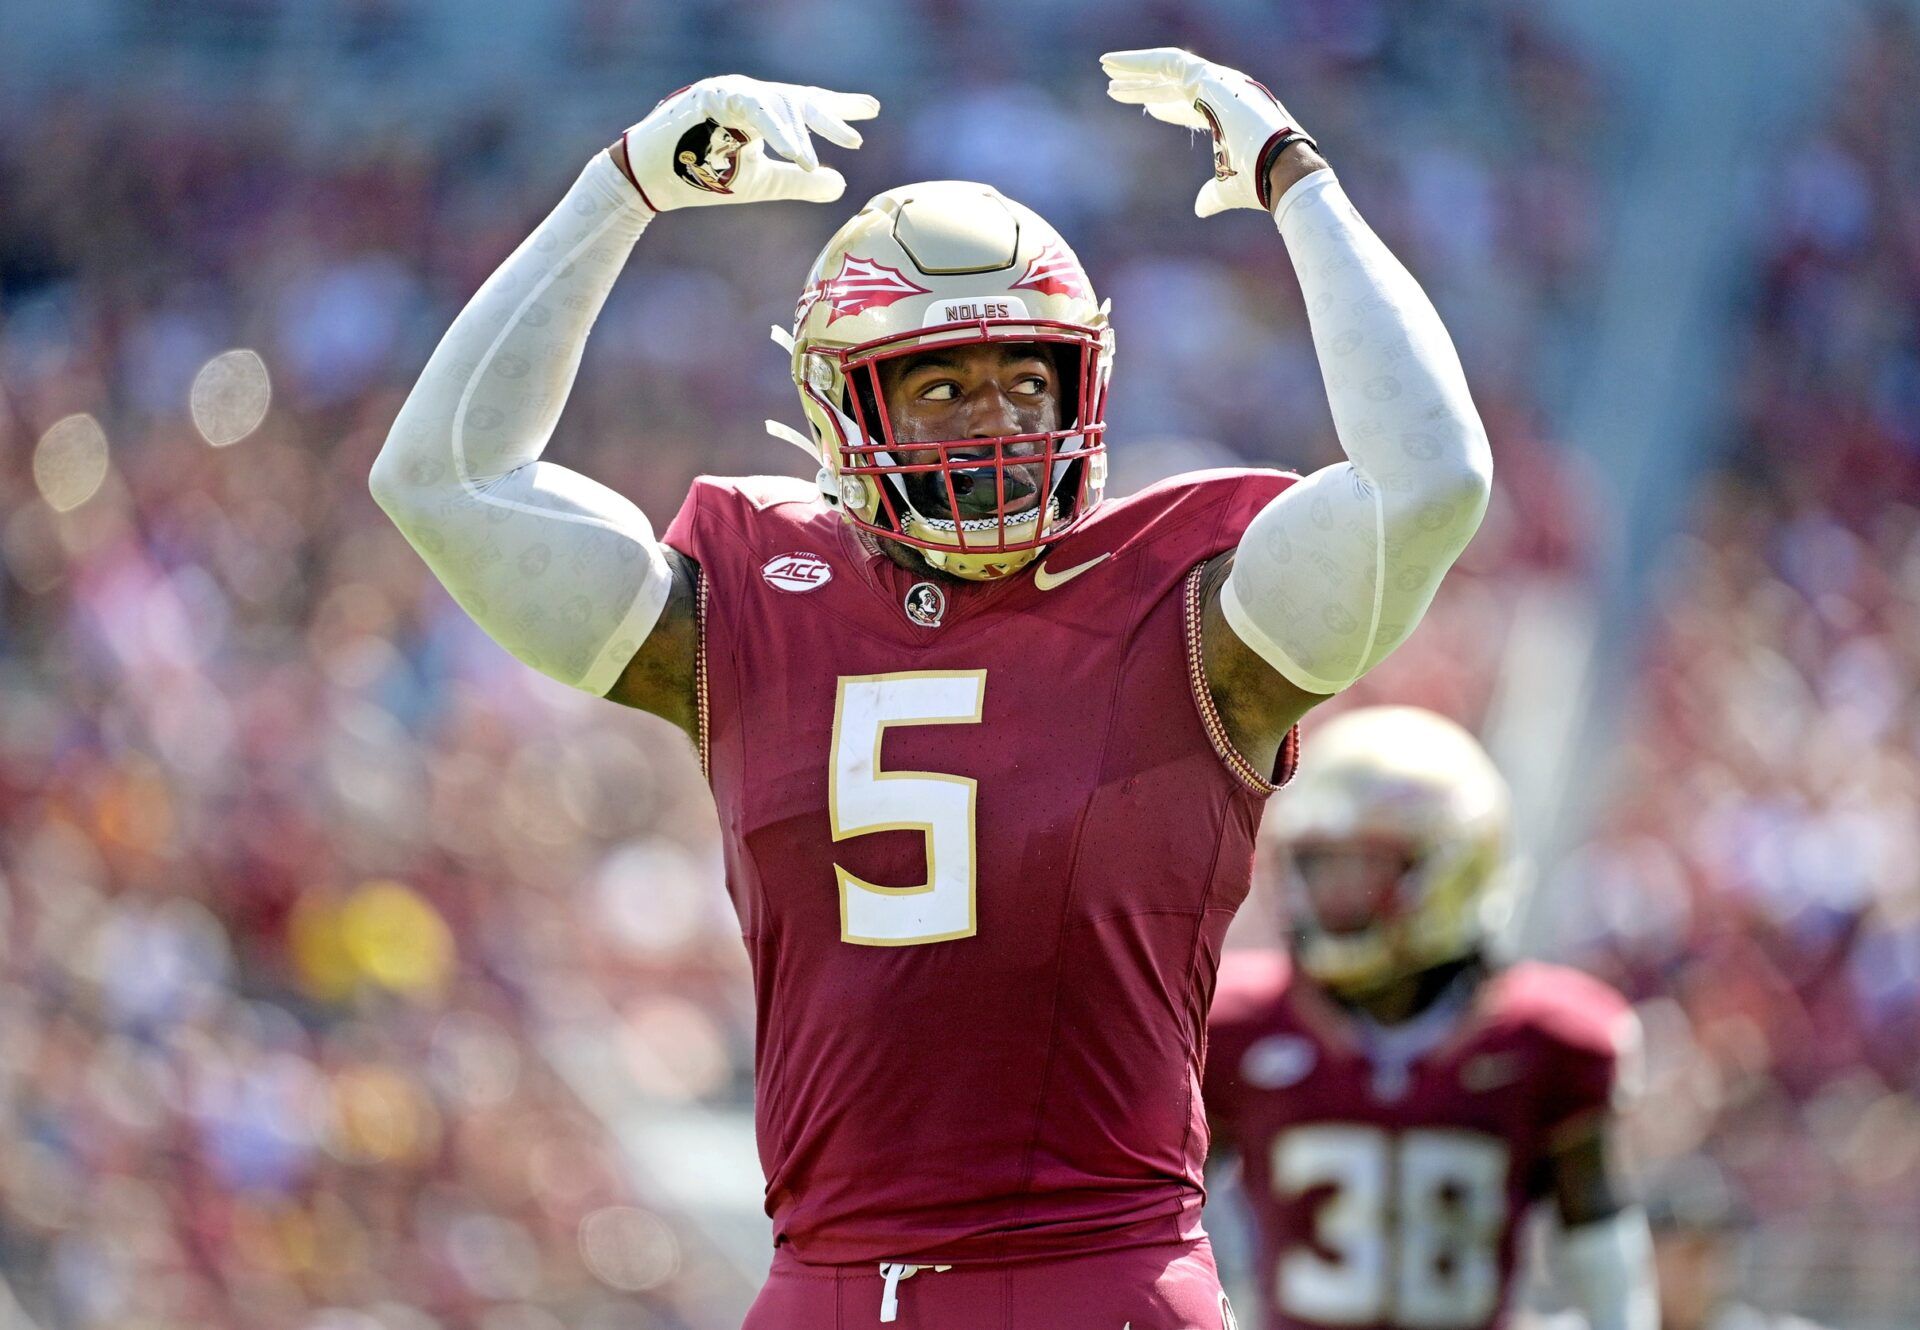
[1033,552,1111,591]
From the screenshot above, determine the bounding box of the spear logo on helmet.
[797,254,933,325]
[1011,244,1092,300]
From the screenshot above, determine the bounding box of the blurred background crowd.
[1536,15,1920,1320]
[0,1,1915,1327]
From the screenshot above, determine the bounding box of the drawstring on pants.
[877,1261,950,1323]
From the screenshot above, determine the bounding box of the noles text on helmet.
[784,181,1115,581]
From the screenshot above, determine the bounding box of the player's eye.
[1013,375,1048,396]
[919,382,960,402]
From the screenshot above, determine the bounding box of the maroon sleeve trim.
[612,132,661,215]
[1183,564,1290,796]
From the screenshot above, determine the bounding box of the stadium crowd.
[1542,11,1920,1324]
[6,1,1908,1327]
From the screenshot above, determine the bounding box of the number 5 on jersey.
[829,671,986,946]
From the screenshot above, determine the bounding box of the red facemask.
[818,316,1110,556]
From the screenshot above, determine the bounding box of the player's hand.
[616,76,878,211]
[1100,49,1315,217]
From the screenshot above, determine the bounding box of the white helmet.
[780,181,1114,581]
[1266,707,1515,996]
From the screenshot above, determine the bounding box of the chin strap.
[767,324,842,503]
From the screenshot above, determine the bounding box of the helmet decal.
[800,254,933,325]
[1011,244,1092,301]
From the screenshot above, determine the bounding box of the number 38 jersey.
[1204,952,1633,1330]
[662,467,1298,1267]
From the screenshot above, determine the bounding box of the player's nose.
[962,384,1023,439]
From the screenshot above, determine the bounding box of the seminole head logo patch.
[674,119,749,193]
[904,581,946,629]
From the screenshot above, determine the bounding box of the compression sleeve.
[369,153,672,695]
[1222,168,1493,693]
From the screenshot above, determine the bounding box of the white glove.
[1101,48,1315,216]
[616,75,879,212]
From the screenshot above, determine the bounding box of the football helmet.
[1266,706,1514,996]
[779,181,1114,581]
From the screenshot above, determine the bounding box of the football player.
[371,51,1493,1330]
[1206,707,1656,1330]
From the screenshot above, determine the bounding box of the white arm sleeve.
[1223,168,1493,693]
[1551,1209,1660,1330]
[370,153,673,695]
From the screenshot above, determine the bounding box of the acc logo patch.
[1241,1034,1316,1089]
[761,552,833,592]
[904,581,946,628]
[674,118,749,193]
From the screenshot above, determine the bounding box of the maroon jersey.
[663,468,1297,1266]
[1204,952,1631,1330]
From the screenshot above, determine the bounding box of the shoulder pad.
[1489,962,1634,1056]
[698,472,824,512]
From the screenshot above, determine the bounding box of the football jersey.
[1204,952,1631,1330]
[662,468,1298,1266]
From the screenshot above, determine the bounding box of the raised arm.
[369,77,876,729]
[1102,51,1492,767]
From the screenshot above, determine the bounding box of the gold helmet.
[1265,706,1514,997]
[778,181,1114,581]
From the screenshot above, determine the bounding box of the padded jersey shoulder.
[699,472,823,512]
[1078,467,1297,562]
[663,473,834,563]
[1482,961,1634,1060]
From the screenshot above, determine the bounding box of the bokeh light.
[327,1063,443,1165]
[445,1212,542,1301]
[577,1206,679,1292]
[619,996,730,1101]
[190,349,273,446]
[32,414,109,512]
